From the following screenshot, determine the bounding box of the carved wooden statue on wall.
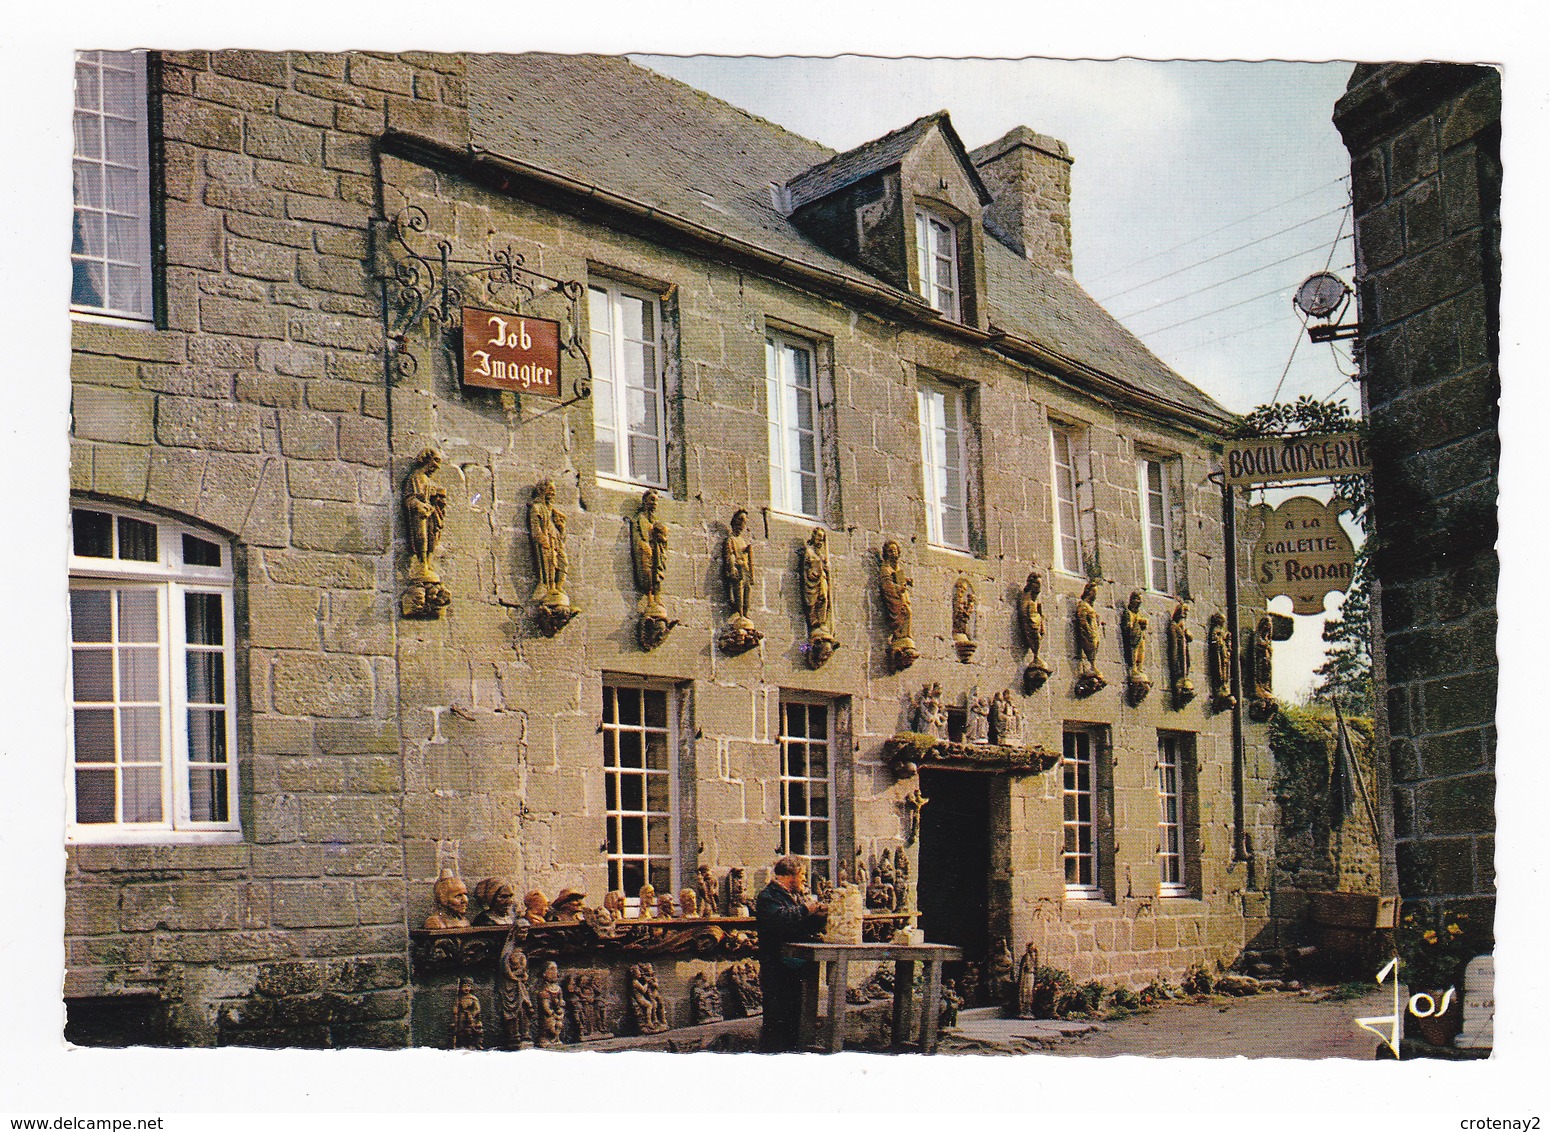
[472,877,516,926]
[563,969,612,1042]
[966,688,992,745]
[529,478,578,636]
[1168,601,1195,707]
[632,489,678,650]
[991,688,1022,748]
[718,509,763,654]
[451,976,484,1049]
[904,787,928,847]
[952,575,978,662]
[878,539,919,671]
[496,934,534,1049]
[1018,569,1055,691]
[629,962,669,1034]
[726,959,763,1015]
[1073,580,1108,696]
[1208,611,1236,711]
[534,960,564,1046]
[689,971,724,1025]
[1122,590,1152,703]
[424,869,470,929]
[800,527,839,668]
[911,681,947,739]
[401,448,452,619]
[1249,614,1276,720]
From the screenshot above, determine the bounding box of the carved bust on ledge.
[424,869,470,930]
[520,889,550,927]
[472,877,516,926]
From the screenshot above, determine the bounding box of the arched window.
[68,503,239,841]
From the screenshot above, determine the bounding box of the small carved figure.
[636,882,656,918]
[520,889,550,927]
[991,688,1022,748]
[629,962,668,1034]
[656,891,679,919]
[676,887,698,918]
[1074,580,1108,696]
[800,527,838,668]
[1168,601,1196,707]
[632,489,678,650]
[878,539,918,671]
[1122,590,1152,702]
[866,856,896,912]
[603,890,628,920]
[496,934,534,1049]
[472,877,516,926]
[939,979,963,1030]
[904,787,928,847]
[534,961,564,1046]
[1019,569,1054,690]
[549,888,586,923]
[1208,611,1236,710]
[960,961,982,1007]
[689,970,723,1025]
[529,478,578,635]
[1016,942,1040,1018]
[891,846,910,914]
[695,864,720,918]
[401,449,452,618]
[726,959,763,1016]
[726,869,749,918]
[966,689,992,745]
[451,976,484,1049]
[424,869,470,929]
[564,970,612,1042]
[952,575,978,662]
[987,938,1016,1008]
[911,681,947,738]
[717,509,763,654]
[1249,614,1276,719]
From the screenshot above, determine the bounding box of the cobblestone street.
[942,988,1391,1059]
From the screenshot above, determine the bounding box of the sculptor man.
[754,855,828,1052]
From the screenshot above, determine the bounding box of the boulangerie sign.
[461,307,561,397]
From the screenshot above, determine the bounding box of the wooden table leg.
[891,959,917,1051]
[824,956,849,1053]
[797,962,820,1051]
[920,958,944,1053]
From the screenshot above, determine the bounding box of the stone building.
[1333,65,1499,947]
[65,50,1277,1047]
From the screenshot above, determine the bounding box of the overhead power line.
[1087,173,1351,286]
[1115,234,1352,322]
[1131,282,1295,338]
[1098,205,1349,304]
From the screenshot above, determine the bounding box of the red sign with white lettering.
[461,308,561,398]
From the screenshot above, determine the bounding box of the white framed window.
[915,208,961,320]
[602,680,676,904]
[68,504,238,842]
[1138,456,1177,595]
[766,331,824,520]
[1051,424,1093,575]
[918,380,971,551]
[1062,728,1104,899]
[778,697,835,882]
[1157,733,1188,896]
[72,51,154,322]
[588,281,668,489]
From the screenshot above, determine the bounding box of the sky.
[635,55,1358,698]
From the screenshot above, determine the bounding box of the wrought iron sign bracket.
[375,205,592,402]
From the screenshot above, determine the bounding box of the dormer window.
[915,208,960,320]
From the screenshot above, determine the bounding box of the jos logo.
[1355,957,1456,1056]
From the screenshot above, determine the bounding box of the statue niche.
[878,539,918,671]
[401,449,452,619]
[1018,568,1054,691]
[718,508,763,654]
[529,478,579,636]
[1121,590,1152,703]
[800,527,838,668]
[632,489,678,651]
[952,575,978,663]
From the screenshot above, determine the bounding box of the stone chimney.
[970,126,1074,273]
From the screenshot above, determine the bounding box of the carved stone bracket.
[883,734,1060,778]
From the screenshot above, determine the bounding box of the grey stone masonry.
[1334,64,1499,938]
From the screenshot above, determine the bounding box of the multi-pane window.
[602,682,675,902]
[915,208,961,320]
[1051,425,1092,575]
[766,331,822,519]
[778,699,833,881]
[1062,729,1102,898]
[1157,733,1187,896]
[918,381,971,550]
[68,505,237,840]
[589,281,667,489]
[72,51,154,321]
[1139,457,1176,594]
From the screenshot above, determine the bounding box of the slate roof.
[467,53,1233,429]
[784,110,992,212]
